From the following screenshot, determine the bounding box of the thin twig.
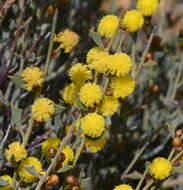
[35,112,81,190]
[121,142,149,180]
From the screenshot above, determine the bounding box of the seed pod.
[175,129,182,137]
[173,136,182,147]
[146,52,152,61]
[72,186,79,190]
[88,107,96,113]
[48,148,57,159]
[47,5,54,15]
[58,153,66,162]
[149,84,159,95]
[66,175,78,186]
[49,174,59,186]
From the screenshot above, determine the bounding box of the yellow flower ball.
[19,157,42,183]
[54,29,79,53]
[98,15,119,38]
[69,63,91,89]
[0,175,12,190]
[111,75,135,99]
[42,137,61,158]
[150,157,172,180]
[86,47,106,64]
[79,83,102,107]
[108,53,132,77]
[89,53,110,74]
[113,184,134,190]
[122,10,144,32]
[63,83,77,105]
[85,137,107,153]
[99,96,120,116]
[61,145,74,166]
[31,98,55,122]
[5,141,27,162]
[137,0,159,16]
[21,67,44,91]
[81,113,105,138]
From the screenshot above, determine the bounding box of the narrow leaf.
[24,166,41,178]
[166,123,175,137]
[124,171,142,180]
[55,104,66,115]
[11,104,24,138]
[89,30,104,49]
[8,75,25,89]
[75,93,87,111]
[173,165,183,174]
[0,90,9,106]
[56,165,72,173]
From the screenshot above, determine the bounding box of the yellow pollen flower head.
[108,53,132,77]
[86,47,106,64]
[89,53,110,74]
[69,63,92,89]
[21,67,44,91]
[111,75,135,99]
[150,157,172,180]
[54,29,79,53]
[85,137,107,153]
[98,15,119,38]
[42,137,61,158]
[113,184,134,190]
[0,175,13,190]
[5,141,27,162]
[63,83,77,105]
[31,98,55,122]
[122,10,144,32]
[61,145,74,166]
[99,96,120,116]
[81,113,105,138]
[79,83,102,107]
[19,157,42,183]
[137,0,159,16]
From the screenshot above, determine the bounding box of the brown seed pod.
[48,148,57,159]
[58,153,66,162]
[72,186,79,190]
[149,84,159,95]
[66,175,78,186]
[173,136,182,147]
[175,129,182,137]
[49,174,59,186]
[146,52,152,61]
[47,5,54,15]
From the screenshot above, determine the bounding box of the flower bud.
[48,148,57,159]
[175,129,182,137]
[173,136,182,147]
[66,175,78,186]
[49,174,59,186]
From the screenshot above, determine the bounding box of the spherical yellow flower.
[0,175,12,190]
[150,157,172,180]
[137,0,159,16]
[122,10,144,32]
[61,145,74,166]
[63,83,77,105]
[5,141,27,162]
[19,157,42,183]
[111,75,135,99]
[69,63,91,89]
[99,96,120,116]
[21,67,44,91]
[108,53,132,77]
[42,137,61,158]
[85,137,107,153]
[79,83,102,107]
[54,29,79,53]
[113,184,134,190]
[89,53,110,74]
[81,113,105,138]
[86,47,106,64]
[98,15,119,38]
[31,98,55,122]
